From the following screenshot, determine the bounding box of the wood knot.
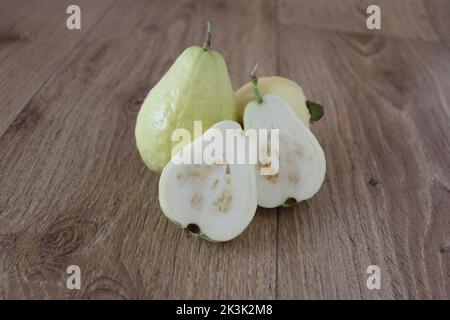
[82,276,133,299]
[38,217,97,258]
[123,86,148,115]
[11,107,41,130]
[368,178,379,187]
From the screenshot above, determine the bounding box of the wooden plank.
[0,0,115,137]
[276,24,450,299]
[278,0,450,43]
[0,0,162,299]
[0,0,279,299]
[1,0,449,300]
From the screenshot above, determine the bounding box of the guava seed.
[191,193,202,209]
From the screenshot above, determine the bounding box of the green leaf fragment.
[306,101,324,122]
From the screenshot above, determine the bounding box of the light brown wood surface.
[0,0,449,299]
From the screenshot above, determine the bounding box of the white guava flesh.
[243,93,326,208]
[158,121,257,242]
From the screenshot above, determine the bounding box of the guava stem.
[250,63,263,104]
[202,20,213,51]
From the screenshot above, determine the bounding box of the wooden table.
[1,0,449,299]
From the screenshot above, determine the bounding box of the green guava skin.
[135,46,238,172]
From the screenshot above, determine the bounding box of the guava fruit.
[135,21,238,172]
[158,121,257,242]
[243,70,326,208]
[235,76,323,127]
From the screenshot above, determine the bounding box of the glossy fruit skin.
[235,76,311,127]
[135,46,238,172]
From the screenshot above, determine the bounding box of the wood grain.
[0,0,116,137]
[279,0,450,43]
[0,0,449,299]
[277,26,450,299]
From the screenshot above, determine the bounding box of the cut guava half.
[244,93,326,208]
[158,121,257,242]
